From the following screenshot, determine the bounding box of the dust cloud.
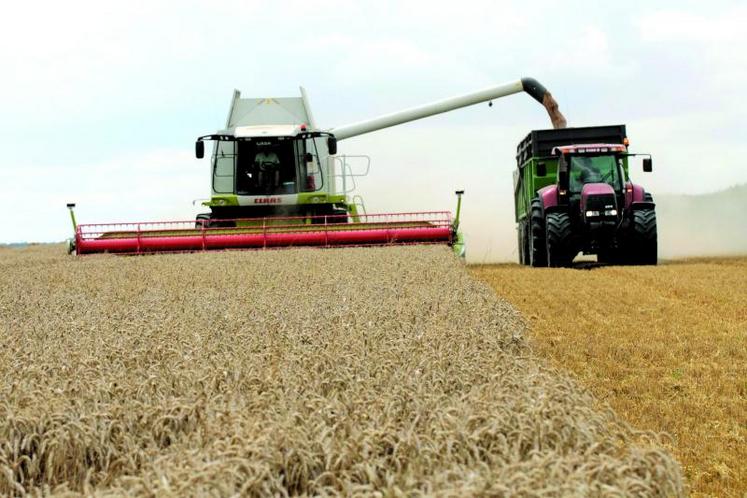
[463,184,747,263]
[655,184,747,259]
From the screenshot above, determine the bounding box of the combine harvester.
[68,78,565,255]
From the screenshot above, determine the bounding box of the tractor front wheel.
[629,209,658,265]
[545,212,574,267]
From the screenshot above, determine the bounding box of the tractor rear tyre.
[545,212,574,267]
[529,198,547,267]
[629,209,657,265]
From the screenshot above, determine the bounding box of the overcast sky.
[1,1,745,259]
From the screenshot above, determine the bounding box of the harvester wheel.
[195,213,211,229]
[545,212,574,267]
[529,198,546,267]
[629,209,657,265]
[328,209,350,224]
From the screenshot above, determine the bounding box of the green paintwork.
[67,206,78,231]
[514,157,559,222]
[203,193,349,208]
[452,230,465,258]
[203,195,240,207]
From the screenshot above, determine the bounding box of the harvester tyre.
[545,212,574,267]
[195,213,211,229]
[629,209,657,265]
[529,198,546,267]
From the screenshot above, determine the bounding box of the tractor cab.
[553,144,628,225]
[554,144,627,195]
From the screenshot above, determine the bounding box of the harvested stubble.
[0,244,683,496]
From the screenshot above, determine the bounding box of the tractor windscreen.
[569,155,623,193]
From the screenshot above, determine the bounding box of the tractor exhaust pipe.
[331,77,567,140]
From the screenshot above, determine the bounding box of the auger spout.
[331,77,566,141]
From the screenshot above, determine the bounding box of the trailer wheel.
[517,223,529,265]
[545,212,574,267]
[529,198,547,267]
[629,209,657,265]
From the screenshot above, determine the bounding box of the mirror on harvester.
[327,136,337,155]
[195,140,204,159]
[643,157,653,172]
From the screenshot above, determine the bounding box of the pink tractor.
[514,125,656,267]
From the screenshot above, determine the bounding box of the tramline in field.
[68,77,565,255]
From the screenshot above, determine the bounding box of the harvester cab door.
[213,140,236,195]
[299,137,324,193]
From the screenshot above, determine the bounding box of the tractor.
[514,125,657,267]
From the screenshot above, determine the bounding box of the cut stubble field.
[0,244,684,496]
[472,257,746,498]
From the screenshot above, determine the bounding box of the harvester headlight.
[585,210,600,217]
[605,209,618,216]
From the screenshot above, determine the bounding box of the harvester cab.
[194,90,351,226]
[70,77,566,256]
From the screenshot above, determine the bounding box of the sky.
[1,0,745,260]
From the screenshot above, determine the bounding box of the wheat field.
[0,244,683,496]
[472,258,746,498]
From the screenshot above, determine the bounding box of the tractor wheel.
[629,209,657,265]
[545,212,574,267]
[644,192,654,203]
[529,198,547,267]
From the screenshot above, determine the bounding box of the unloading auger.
[69,78,565,255]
